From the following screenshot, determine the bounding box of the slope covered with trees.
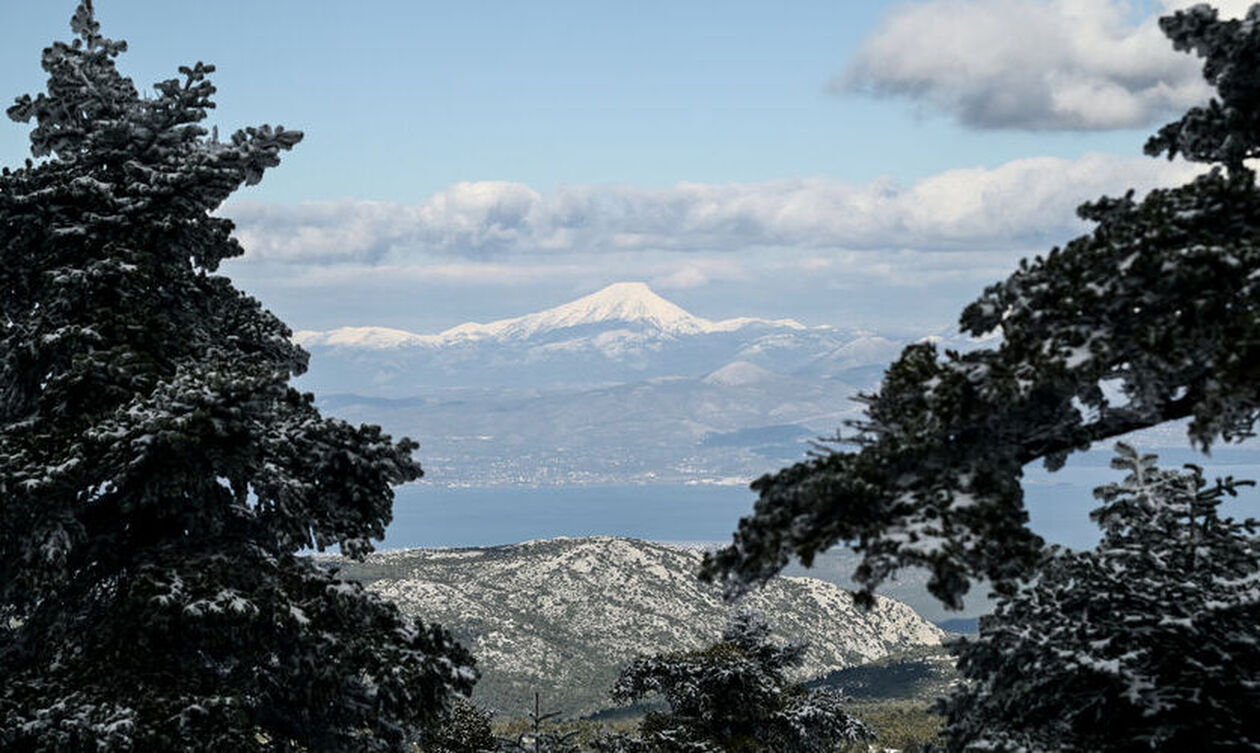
[0,3,473,750]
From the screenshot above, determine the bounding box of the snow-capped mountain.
[296,282,806,350]
[294,283,981,485]
[294,282,873,395]
[339,536,945,716]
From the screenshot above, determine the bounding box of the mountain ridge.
[294,282,810,350]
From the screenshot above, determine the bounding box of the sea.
[379,446,1260,552]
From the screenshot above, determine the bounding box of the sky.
[8,1,1260,559]
[0,0,1249,336]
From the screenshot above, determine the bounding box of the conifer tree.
[938,445,1260,751]
[600,610,873,753]
[427,698,497,753]
[0,4,474,750]
[497,693,582,753]
[702,3,1260,609]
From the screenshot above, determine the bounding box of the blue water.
[381,484,755,549]
[379,449,1260,552]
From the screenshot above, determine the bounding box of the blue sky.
[1,1,1150,199]
[0,1,1243,334]
[8,1,1260,555]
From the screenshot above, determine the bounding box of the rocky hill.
[337,536,945,716]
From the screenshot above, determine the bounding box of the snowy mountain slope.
[702,360,783,387]
[340,537,945,716]
[793,333,907,380]
[292,283,847,394]
[296,282,806,349]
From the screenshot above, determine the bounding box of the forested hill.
[335,536,944,716]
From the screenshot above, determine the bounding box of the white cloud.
[285,261,585,288]
[226,153,1200,263]
[650,259,750,290]
[771,248,1020,287]
[841,0,1255,131]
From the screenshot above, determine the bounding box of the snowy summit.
[295,282,807,349]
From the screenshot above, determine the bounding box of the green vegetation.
[489,700,944,753]
[494,715,635,752]
[839,702,943,752]
[811,645,959,702]
[427,699,498,753]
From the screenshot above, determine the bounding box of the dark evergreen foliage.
[938,444,1260,751]
[0,4,474,750]
[427,698,497,753]
[600,609,873,752]
[701,3,1260,609]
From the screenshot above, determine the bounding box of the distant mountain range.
[296,282,976,486]
[299,282,808,349]
[336,536,946,716]
[294,281,894,394]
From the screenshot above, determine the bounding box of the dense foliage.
[701,3,1260,610]
[939,444,1260,751]
[597,610,872,752]
[0,3,474,750]
[427,699,497,753]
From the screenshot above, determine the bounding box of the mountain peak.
[590,281,656,299]
[442,281,713,340]
[561,281,706,330]
[579,282,675,316]
[294,283,810,350]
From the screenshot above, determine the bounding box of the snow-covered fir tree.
[939,444,1260,751]
[426,698,497,753]
[702,3,1260,611]
[0,4,474,750]
[596,609,873,752]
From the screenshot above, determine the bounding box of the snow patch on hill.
[702,360,782,387]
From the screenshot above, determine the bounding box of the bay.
[381,483,755,549]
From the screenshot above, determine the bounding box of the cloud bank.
[841,0,1255,131]
[228,153,1200,263]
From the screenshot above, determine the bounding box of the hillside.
[336,536,945,716]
